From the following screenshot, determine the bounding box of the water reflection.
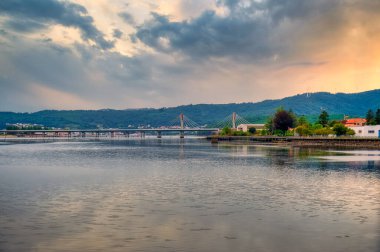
[0,139,379,252]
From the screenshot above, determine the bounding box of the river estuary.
[0,139,379,252]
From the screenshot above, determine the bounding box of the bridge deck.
[0,128,218,133]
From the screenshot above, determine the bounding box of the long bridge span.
[0,112,251,138]
[0,128,218,138]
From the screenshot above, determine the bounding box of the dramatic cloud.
[0,31,200,111]
[134,0,343,61]
[0,0,114,49]
[0,0,379,112]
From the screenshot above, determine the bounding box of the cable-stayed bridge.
[1,112,251,138]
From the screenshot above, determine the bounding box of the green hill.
[1,89,379,129]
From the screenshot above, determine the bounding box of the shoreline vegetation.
[207,136,380,149]
[222,107,379,138]
[210,107,380,149]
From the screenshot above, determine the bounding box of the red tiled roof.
[345,118,366,123]
[342,118,366,126]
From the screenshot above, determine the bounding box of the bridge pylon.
[179,113,185,138]
[180,113,184,130]
[232,112,237,129]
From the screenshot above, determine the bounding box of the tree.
[375,109,380,125]
[297,116,309,126]
[329,120,340,127]
[346,128,355,136]
[6,125,18,130]
[366,109,375,125]
[260,129,270,136]
[265,117,274,134]
[295,125,312,136]
[311,123,323,131]
[248,127,256,134]
[272,108,296,134]
[333,123,354,136]
[318,110,329,127]
[220,126,232,136]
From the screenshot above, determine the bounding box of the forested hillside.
[1,89,379,129]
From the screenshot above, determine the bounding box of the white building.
[348,125,380,138]
[237,124,265,132]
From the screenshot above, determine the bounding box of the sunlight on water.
[0,139,379,252]
[318,150,380,162]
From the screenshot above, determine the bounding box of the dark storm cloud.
[0,0,114,49]
[135,10,273,59]
[3,19,46,33]
[134,0,339,59]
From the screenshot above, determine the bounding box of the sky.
[0,0,379,112]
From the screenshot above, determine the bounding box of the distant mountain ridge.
[1,89,379,129]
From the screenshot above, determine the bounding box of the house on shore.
[237,124,265,132]
[348,125,380,138]
[342,118,366,127]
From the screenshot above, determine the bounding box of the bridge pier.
[157,131,162,138]
[140,131,145,138]
[81,132,85,138]
[111,131,115,138]
[180,130,184,138]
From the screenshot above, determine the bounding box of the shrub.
[333,123,354,136]
[248,127,256,134]
[295,125,312,136]
[232,130,249,136]
[260,129,270,136]
[314,128,334,136]
[285,130,294,136]
[220,127,232,136]
[346,128,355,136]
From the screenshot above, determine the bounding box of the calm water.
[0,139,379,252]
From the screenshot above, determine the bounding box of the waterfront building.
[237,124,265,132]
[348,125,380,138]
